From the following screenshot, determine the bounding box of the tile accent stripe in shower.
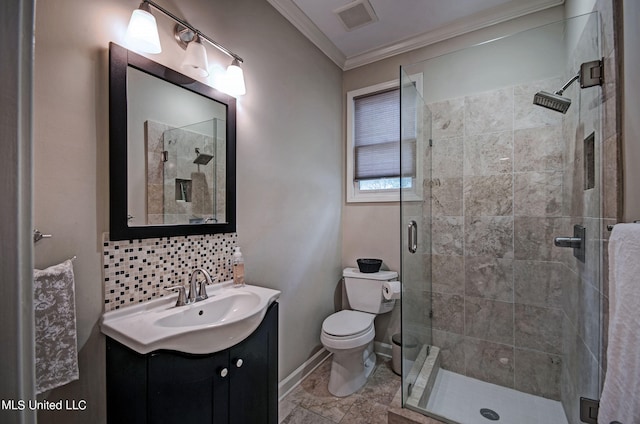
[102,232,237,311]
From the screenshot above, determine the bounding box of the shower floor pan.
[405,347,568,424]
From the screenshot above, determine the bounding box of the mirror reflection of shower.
[144,117,226,225]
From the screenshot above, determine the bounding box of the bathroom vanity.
[106,301,277,423]
[102,283,280,424]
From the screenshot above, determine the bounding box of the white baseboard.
[278,341,394,401]
[278,348,332,400]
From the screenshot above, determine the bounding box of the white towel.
[33,259,79,394]
[599,224,640,424]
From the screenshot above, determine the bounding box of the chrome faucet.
[164,268,217,307]
[188,268,215,303]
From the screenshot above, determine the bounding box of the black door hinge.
[580,397,599,424]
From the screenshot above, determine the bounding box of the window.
[346,75,423,202]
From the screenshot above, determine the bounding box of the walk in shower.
[400,12,604,424]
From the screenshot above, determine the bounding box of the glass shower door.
[398,13,604,424]
[399,68,433,410]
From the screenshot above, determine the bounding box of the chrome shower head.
[532,59,604,114]
[533,90,572,114]
[193,148,213,165]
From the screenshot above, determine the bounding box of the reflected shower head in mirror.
[193,148,213,165]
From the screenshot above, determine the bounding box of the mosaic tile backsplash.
[102,232,237,311]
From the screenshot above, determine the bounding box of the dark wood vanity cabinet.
[106,302,278,424]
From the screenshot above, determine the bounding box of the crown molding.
[269,0,564,71]
[266,0,347,69]
[343,0,564,70]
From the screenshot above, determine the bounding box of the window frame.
[346,74,424,203]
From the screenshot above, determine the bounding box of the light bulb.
[181,37,209,78]
[125,6,161,54]
[225,59,246,96]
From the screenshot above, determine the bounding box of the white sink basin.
[155,291,261,328]
[100,282,280,354]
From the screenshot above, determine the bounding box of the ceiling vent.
[334,0,378,32]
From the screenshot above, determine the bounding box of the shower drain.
[480,408,500,421]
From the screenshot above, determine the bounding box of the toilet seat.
[321,310,375,350]
[322,310,374,337]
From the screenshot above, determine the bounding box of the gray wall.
[0,0,36,423]
[33,0,342,422]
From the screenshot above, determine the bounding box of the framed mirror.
[109,43,236,240]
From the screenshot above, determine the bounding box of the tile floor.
[279,355,402,424]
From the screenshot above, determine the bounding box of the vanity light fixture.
[125,2,161,54]
[181,34,209,77]
[125,0,246,95]
[226,59,246,97]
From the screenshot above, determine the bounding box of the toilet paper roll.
[382,280,401,300]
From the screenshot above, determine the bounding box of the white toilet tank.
[343,268,398,314]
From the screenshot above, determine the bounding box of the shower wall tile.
[430,98,464,140]
[463,174,513,217]
[513,171,563,217]
[403,289,431,328]
[513,260,564,308]
[431,292,464,335]
[463,339,514,388]
[464,256,513,302]
[561,267,580,328]
[432,178,463,216]
[464,297,514,345]
[578,277,601,358]
[576,334,601,400]
[603,135,620,219]
[602,53,618,141]
[464,216,514,259]
[432,330,465,374]
[514,304,563,355]
[148,184,163,215]
[432,255,464,295]
[560,360,579,424]
[513,79,563,130]
[431,137,463,179]
[514,348,562,400]
[463,131,513,176]
[464,88,513,136]
[432,216,464,256]
[513,126,563,172]
[514,217,571,261]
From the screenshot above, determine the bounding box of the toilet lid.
[322,310,374,337]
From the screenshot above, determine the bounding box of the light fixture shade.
[182,37,209,77]
[225,60,246,96]
[125,7,162,54]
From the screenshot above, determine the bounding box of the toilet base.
[327,342,376,397]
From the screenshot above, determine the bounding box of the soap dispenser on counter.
[232,246,245,287]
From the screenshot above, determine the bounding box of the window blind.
[354,87,416,181]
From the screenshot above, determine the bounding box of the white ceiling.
[267,0,564,70]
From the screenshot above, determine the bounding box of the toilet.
[321,267,398,397]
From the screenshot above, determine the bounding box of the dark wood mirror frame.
[109,42,236,240]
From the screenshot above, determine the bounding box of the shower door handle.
[408,221,417,254]
[553,224,586,263]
